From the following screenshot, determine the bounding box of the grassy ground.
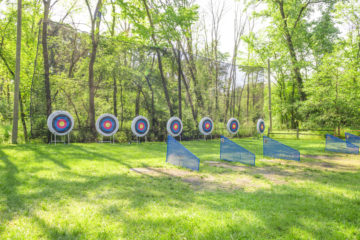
[0,138,359,239]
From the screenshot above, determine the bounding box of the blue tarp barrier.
[166,135,200,171]
[263,136,300,161]
[325,134,359,154]
[220,136,255,166]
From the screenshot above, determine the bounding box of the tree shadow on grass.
[0,149,25,233]
[99,181,360,239]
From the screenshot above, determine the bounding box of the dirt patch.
[205,161,248,171]
[302,154,342,160]
[130,167,269,191]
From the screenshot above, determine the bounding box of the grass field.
[0,138,359,239]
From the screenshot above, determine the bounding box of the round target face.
[257,119,266,134]
[199,117,214,136]
[167,117,183,137]
[227,118,240,134]
[47,111,74,136]
[96,114,119,137]
[131,116,150,137]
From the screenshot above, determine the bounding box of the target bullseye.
[227,118,240,134]
[167,117,183,137]
[96,114,119,137]
[47,111,74,136]
[257,119,266,134]
[131,116,150,137]
[199,117,214,136]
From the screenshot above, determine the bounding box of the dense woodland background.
[0,0,359,143]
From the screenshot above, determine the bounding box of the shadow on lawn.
[0,144,359,239]
[99,178,360,239]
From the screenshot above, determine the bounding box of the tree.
[42,0,52,136]
[12,0,22,144]
[85,0,104,137]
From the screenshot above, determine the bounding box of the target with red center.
[167,117,183,137]
[96,114,119,137]
[257,119,266,134]
[131,116,150,137]
[47,111,74,136]
[199,117,214,136]
[227,118,240,134]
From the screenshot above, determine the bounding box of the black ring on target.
[257,119,266,134]
[202,119,213,133]
[98,117,116,134]
[52,114,72,134]
[135,119,148,135]
[229,120,239,133]
[167,117,183,137]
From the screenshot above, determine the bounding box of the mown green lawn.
[0,138,359,239]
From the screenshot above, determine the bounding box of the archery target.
[167,117,183,137]
[47,110,74,136]
[96,114,119,137]
[199,117,214,136]
[257,119,266,134]
[227,118,240,134]
[131,116,150,137]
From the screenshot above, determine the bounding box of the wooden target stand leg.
[98,135,115,144]
[50,133,70,145]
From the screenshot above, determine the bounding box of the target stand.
[131,116,150,144]
[96,114,119,144]
[199,117,214,141]
[50,133,71,145]
[47,111,74,145]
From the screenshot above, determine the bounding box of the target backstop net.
[220,136,255,166]
[345,132,360,147]
[325,134,359,154]
[166,135,200,171]
[263,136,300,161]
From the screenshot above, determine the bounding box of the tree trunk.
[113,73,117,117]
[12,0,22,144]
[278,1,306,101]
[178,49,182,119]
[135,89,140,116]
[85,0,103,138]
[19,92,28,142]
[142,0,174,116]
[42,1,52,120]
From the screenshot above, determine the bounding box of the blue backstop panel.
[345,132,360,147]
[220,136,255,166]
[166,135,200,171]
[263,136,300,161]
[325,134,359,154]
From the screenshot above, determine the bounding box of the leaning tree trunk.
[42,0,52,142]
[12,0,22,144]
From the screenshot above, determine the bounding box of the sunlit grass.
[0,138,359,239]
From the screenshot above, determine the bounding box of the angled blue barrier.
[325,134,359,154]
[220,136,255,166]
[263,136,300,161]
[345,132,360,147]
[166,135,200,171]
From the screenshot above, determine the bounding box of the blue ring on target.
[170,120,181,134]
[99,117,116,134]
[202,120,213,133]
[257,119,266,134]
[229,120,239,133]
[135,119,148,134]
[199,117,214,135]
[167,117,183,137]
[52,114,72,134]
